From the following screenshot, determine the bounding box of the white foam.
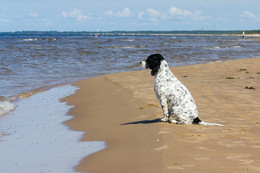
[125,39,135,42]
[204,46,221,50]
[0,101,16,116]
[0,85,105,173]
[22,38,37,41]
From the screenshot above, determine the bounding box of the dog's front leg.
[159,96,169,122]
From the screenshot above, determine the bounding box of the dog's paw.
[161,117,169,122]
[171,120,178,124]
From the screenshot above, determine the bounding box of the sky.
[0,0,260,32]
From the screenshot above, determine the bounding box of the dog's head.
[141,54,165,76]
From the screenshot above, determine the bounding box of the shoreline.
[0,85,105,173]
[64,57,260,172]
[63,74,164,172]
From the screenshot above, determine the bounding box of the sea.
[0,32,259,172]
[1,33,260,100]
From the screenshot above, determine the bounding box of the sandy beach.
[63,58,260,173]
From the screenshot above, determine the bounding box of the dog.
[141,54,222,126]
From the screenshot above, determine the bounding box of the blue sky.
[0,0,260,31]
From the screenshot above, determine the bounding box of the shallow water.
[0,85,105,173]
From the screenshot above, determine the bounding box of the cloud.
[146,8,160,17]
[192,10,209,21]
[28,13,38,18]
[169,6,191,17]
[137,6,208,22]
[169,6,208,21]
[118,8,131,18]
[104,10,114,16]
[240,11,260,22]
[105,8,131,18]
[61,8,88,22]
[241,11,256,19]
[138,8,167,22]
[0,14,11,23]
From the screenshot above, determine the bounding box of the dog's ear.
[148,54,164,76]
[151,66,160,76]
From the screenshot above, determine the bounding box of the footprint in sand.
[226,154,253,165]
[167,166,185,170]
[194,157,210,161]
[251,145,260,148]
[139,103,160,110]
[167,164,196,170]
[250,166,260,171]
[158,131,170,134]
[196,146,216,152]
[155,145,168,151]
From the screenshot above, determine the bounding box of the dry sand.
[63,58,260,173]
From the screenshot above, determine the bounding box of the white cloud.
[137,6,207,22]
[146,8,160,17]
[241,11,256,19]
[138,12,144,19]
[118,8,131,18]
[105,8,131,18]
[192,10,209,21]
[169,6,208,21]
[218,17,228,22]
[61,8,87,22]
[138,8,167,22]
[28,13,38,18]
[0,14,11,23]
[104,10,114,16]
[240,11,260,22]
[145,8,162,21]
[169,6,191,17]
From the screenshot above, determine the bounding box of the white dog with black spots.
[141,54,223,126]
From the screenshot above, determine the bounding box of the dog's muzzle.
[140,61,147,69]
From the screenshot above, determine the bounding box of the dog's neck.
[154,60,177,83]
[154,60,168,76]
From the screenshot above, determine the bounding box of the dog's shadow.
[120,118,161,125]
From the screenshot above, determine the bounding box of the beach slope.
[63,58,260,173]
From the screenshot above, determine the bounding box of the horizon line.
[1,29,259,32]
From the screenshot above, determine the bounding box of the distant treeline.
[0,30,260,36]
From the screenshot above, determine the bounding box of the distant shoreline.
[1,30,260,37]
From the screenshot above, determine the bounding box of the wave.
[204,45,241,50]
[110,45,146,49]
[0,85,57,116]
[22,38,38,41]
[0,100,16,116]
[204,46,221,50]
[122,38,135,42]
[22,38,56,41]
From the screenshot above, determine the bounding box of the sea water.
[0,85,105,173]
[1,33,260,99]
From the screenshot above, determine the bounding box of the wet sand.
[64,58,260,173]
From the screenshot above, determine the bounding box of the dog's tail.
[193,117,223,126]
